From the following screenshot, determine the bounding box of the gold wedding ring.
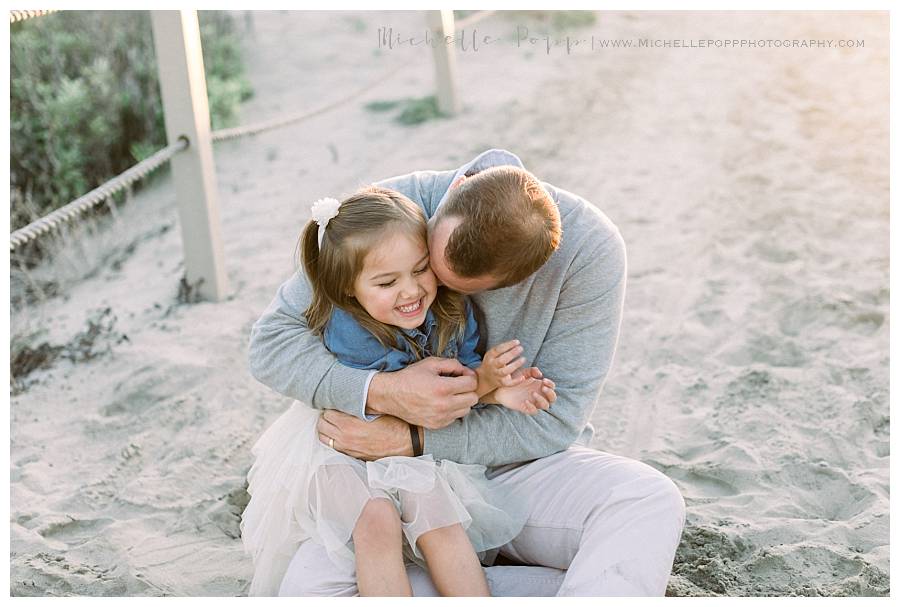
[329,437,335,449]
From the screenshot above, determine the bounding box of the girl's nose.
[399,277,420,298]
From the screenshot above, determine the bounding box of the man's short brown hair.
[436,166,562,288]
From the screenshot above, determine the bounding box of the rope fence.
[9,9,492,253]
[211,57,413,142]
[9,10,56,23]
[10,53,414,252]
[10,138,188,251]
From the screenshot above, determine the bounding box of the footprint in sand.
[851,311,885,335]
[17,551,134,597]
[675,468,740,498]
[778,295,886,337]
[749,238,800,264]
[724,368,782,401]
[763,461,876,521]
[644,458,740,499]
[745,544,887,596]
[204,483,250,540]
[718,334,807,368]
[103,366,164,417]
[37,516,114,545]
[74,443,143,509]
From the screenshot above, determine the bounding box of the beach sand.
[9,11,889,596]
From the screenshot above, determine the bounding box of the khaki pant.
[277,446,686,597]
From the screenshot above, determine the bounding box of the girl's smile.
[395,297,424,316]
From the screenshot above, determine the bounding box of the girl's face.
[352,230,437,330]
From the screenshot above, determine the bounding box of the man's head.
[427,166,562,294]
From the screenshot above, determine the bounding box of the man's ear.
[449,175,467,189]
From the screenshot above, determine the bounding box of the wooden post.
[151,10,228,302]
[426,10,461,116]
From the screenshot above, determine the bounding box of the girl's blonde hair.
[299,186,467,359]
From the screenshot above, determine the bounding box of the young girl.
[240,186,555,596]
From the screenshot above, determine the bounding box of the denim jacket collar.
[400,308,438,342]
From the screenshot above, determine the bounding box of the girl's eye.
[378,280,396,288]
[413,266,428,275]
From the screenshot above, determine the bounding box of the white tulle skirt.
[240,401,525,596]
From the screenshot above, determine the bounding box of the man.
[248,149,685,596]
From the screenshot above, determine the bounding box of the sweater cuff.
[361,370,381,421]
[321,363,376,421]
[423,424,466,462]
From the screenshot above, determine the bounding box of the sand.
[9,10,889,596]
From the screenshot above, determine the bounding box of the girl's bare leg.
[417,523,491,596]
[352,498,412,596]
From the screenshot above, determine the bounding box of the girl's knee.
[353,498,401,544]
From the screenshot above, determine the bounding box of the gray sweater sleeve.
[247,271,373,417]
[423,229,627,466]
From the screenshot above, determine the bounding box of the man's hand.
[366,357,478,429]
[317,410,415,460]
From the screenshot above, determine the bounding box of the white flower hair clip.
[310,197,342,248]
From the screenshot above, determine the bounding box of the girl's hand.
[476,339,526,394]
[491,376,556,415]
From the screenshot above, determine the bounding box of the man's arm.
[423,229,627,466]
[250,270,480,426]
[373,170,446,217]
[248,271,375,418]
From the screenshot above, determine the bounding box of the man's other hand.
[317,410,414,460]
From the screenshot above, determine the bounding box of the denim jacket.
[323,299,482,372]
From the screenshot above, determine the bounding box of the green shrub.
[365,96,447,126]
[10,11,253,233]
[395,96,445,126]
[503,10,598,30]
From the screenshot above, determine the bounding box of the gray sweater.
[248,149,626,467]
